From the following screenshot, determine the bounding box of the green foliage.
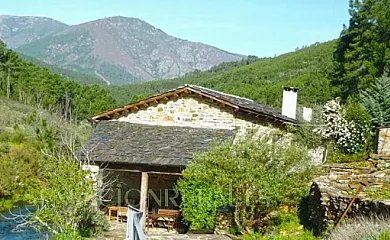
[177,180,228,230]
[18,53,104,85]
[316,99,371,155]
[361,73,390,127]
[29,156,94,235]
[177,137,317,233]
[333,0,390,100]
[78,206,110,237]
[99,62,140,84]
[54,231,83,240]
[0,97,103,238]
[110,41,335,108]
[378,229,390,240]
[0,130,40,211]
[366,184,390,200]
[243,213,318,240]
[327,151,368,164]
[0,41,116,120]
[289,105,325,149]
[244,231,317,240]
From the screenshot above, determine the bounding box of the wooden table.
[147,213,177,232]
[107,206,127,221]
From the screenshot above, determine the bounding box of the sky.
[0,0,350,57]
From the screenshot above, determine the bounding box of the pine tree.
[361,73,390,127]
[333,0,390,100]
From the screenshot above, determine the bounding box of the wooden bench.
[107,206,127,222]
[147,209,180,232]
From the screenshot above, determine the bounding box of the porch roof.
[85,121,235,167]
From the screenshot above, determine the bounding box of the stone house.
[85,85,298,218]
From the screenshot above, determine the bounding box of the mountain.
[109,41,336,108]
[0,15,68,48]
[9,16,243,84]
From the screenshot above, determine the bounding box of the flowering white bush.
[315,99,369,154]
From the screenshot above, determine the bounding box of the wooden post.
[334,181,367,229]
[140,172,149,227]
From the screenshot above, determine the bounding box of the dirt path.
[95,70,111,86]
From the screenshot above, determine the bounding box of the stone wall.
[307,161,390,234]
[377,127,390,155]
[115,95,282,136]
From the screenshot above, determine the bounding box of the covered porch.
[101,162,182,230]
[84,121,235,231]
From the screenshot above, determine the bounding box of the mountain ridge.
[0,15,243,84]
[0,15,68,48]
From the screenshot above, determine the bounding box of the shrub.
[177,137,317,233]
[328,216,390,240]
[29,156,95,236]
[78,206,109,237]
[315,99,371,154]
[177,180,227,230]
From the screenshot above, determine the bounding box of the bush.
[78,206,110,237]
[177,136,317,233]
[29,156,95,236]
[177,180,227,230]
[315,99,371,155]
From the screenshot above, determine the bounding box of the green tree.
[361,73,390,127]
[0,41,116,121]
[177,137,316,233]
[333,0,390,100]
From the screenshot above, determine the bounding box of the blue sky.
[1,0,350,57]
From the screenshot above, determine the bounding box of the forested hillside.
[110,41,336,108]
[0,41,116,121]
[18,53,104,85]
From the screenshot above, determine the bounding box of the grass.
[365,184,390,200]
[243,212,318,240]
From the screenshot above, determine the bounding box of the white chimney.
[282,87,298,119]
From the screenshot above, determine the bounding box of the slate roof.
[92,85,298,124]
[85,121,235,167]
[188,85,298,124]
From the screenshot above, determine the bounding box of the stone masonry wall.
[308,162,390,234]
[377,127,390,155]
[115,95,282,136]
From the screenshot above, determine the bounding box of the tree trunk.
[0,71,2,92]
[6,68,10,99]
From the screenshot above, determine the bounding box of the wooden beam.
[104,168,182,176]
[140,172,149,228]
